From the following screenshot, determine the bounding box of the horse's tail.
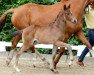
[9,30,23,37]
[0,8,14,32]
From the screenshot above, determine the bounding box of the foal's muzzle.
[72,18,77,25]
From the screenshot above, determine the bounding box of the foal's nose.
[73,19,77,24]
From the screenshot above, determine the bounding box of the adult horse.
[54,0,94,68]
[0,0,93,68]
[10,4,76,73]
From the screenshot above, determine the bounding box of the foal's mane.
[49,8,66,26]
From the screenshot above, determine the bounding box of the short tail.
[0,8,14,32]
[9,30,22,37]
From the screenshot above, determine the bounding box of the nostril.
[72,20,77,25]
[74,19,77,24]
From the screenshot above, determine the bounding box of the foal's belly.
[34,27,63,44]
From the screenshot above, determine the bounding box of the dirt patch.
[0,52,94,75]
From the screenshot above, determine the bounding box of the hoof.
[68,64,72,67]
[50,68,59,74]
[68,61,73,66]
[14,65,21,72]
[6,59,11,66]
[54,70,59,74]
[33,64,36,68]
[54,65,56,69]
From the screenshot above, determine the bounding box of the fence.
[0,41,92,56]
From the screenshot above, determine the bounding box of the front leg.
[50,45,58,73]
[55,41,74,65]
[76,30,92,50]
[54,34,69,69]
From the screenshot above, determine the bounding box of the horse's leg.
[54,48,65,69]
[67,46,74,67]
[54,35,69,69]
[50,45,58,73]
[29,46,48,67]
[29,45,35,53]
[34,49,50,65]
[6,35,21,66]
[29,46,37,67]
[54,41,73,66]
[77,30,94,57]
[14,44,29,72]
[76,30,92,50]
[29,45,50,66]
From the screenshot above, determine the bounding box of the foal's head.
[63,4,77,24]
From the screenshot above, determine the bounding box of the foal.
[11,4,77,73]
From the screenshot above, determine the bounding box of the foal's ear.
[64,4,67,10]
[68,4,70,9]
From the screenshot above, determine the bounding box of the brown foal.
[10,4,77,73]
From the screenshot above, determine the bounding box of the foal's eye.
[67,12,72,15]
[66,13,70,15]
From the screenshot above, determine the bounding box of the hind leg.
[34,49,50,65]
[29,46,50,67]
[6,35,21,66]
[14,43,30,72]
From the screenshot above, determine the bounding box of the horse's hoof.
[33,64,36,68]
[50,69,59,74]
[68,60,73,66]
[54,70,59,74]
[16,68,21,72]
[6,59,10,66]
[69,65,71,67]
[14,65,21,72]
[54,65,56,69]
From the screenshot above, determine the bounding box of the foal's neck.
[54,10,66,27]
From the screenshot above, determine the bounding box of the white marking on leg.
[14,65,20,72]
[67,44,73,66]
[14,45,28,72]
